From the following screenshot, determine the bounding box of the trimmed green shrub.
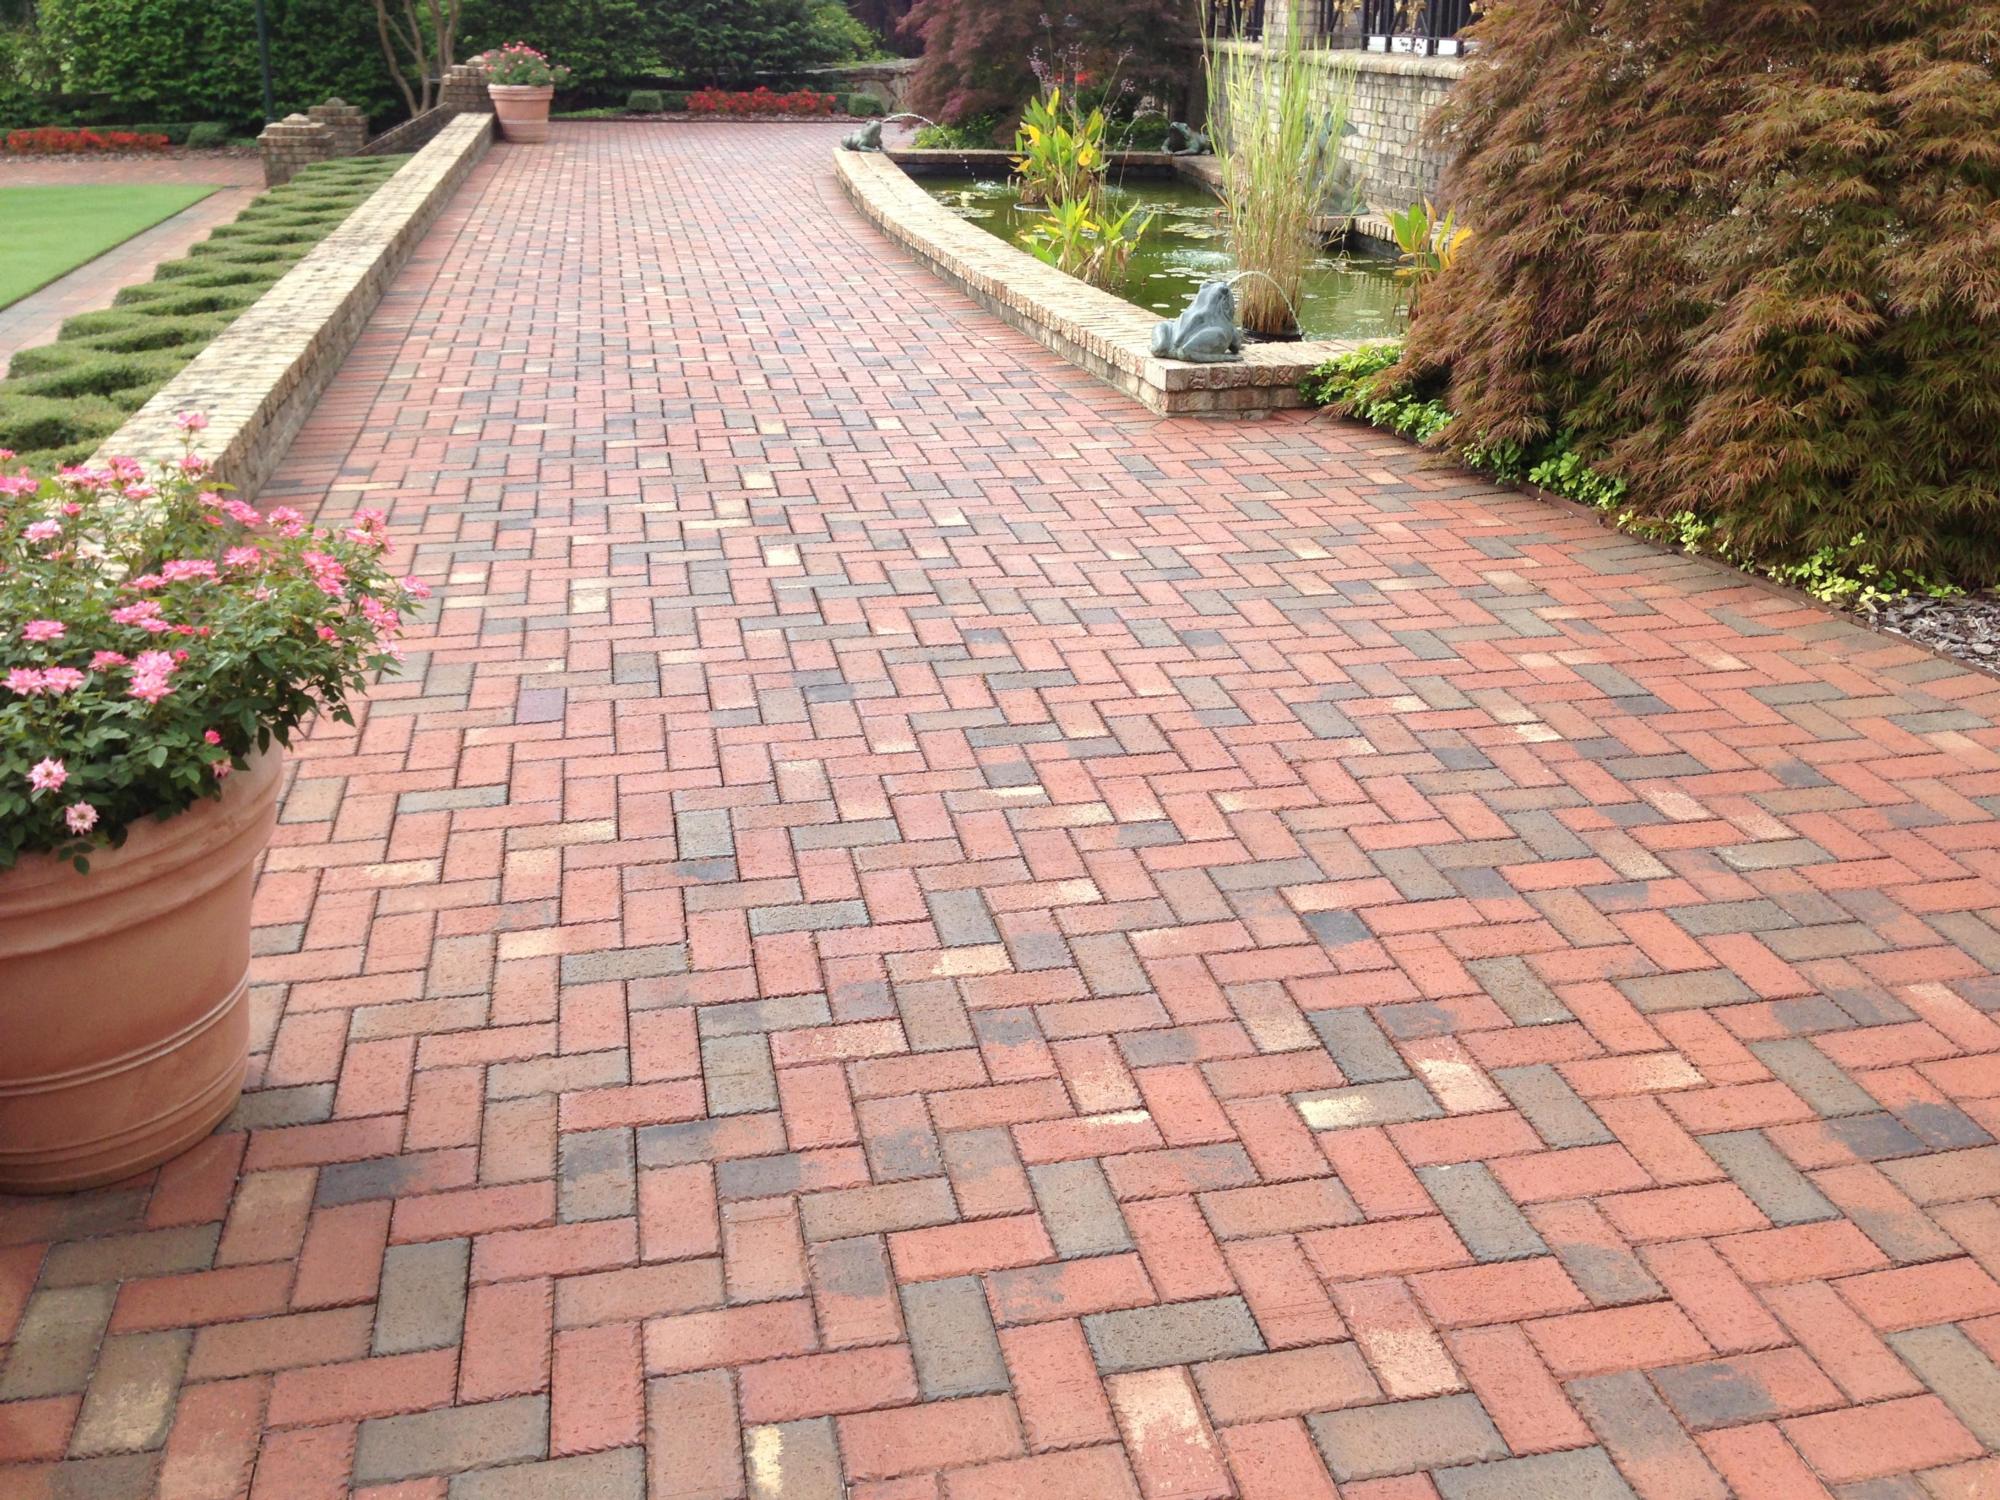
[183,121,231,148]
[31,0,400,130]
[11,352,183,401]
[1403,0,2000,583]
[0,391,127,461]
[844,93,885,116]
[0,153,405,469]
[626,89,665,113]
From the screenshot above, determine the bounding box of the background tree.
[1404,0,2000,579]
[905,0,1196,126]
[373,0,462,116]
[845,0,917,54]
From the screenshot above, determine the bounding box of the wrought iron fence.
[1360,0,1477,54]
[1207,0,1266,39]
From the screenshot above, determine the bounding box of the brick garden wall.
[1214,44,1466,214]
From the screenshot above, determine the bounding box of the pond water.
[920,173,1407,342]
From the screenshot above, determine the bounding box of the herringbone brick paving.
[4,122,2000,1497]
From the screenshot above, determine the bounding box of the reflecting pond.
[921,173,1406,342]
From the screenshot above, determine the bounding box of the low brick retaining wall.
[837,149,1363,416]
[94,113,494,498]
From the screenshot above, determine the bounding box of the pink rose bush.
[2,431,425,869]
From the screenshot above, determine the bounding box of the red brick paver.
[5,123,2000,1497]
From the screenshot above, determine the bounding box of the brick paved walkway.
[5,123,2000,1499]
[0,156,262,373]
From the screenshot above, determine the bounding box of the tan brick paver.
[5,123,2000,1498]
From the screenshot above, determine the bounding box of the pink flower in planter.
[221,501,261,527]
[180,454,211,475]
[0,474,38,496]
[89,651,128,670]
[204,730,223,745]
[5,667,45,695]
[212,760,232,780]
[64,802,97,834]
[267,507,305,538]
[317,625,339,642]
[175,411,208,432]
[28,758,66,793]
[22,619,64,643]
[162,559,219,583]
[24,519,61,543]
[128,650,178,705]
[39,667,85,694]
[224,546,264,570]
[111,601,170,631]
[402,576,432,600]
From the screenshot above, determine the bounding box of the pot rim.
[0,749,283,922]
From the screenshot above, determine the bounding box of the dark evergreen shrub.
[905,0,1195,126]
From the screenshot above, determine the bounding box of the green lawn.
[0,184,221,309]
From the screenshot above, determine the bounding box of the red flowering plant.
[474,42,573,89]
[686,87,838,117]
[0,415,426,871]
[5,128,170,155]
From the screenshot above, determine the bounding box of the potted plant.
[0,418,423,1191]
[477,43,572,144]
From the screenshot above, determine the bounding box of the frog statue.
[1162,121,1211,157]
[1151,280,1242,364]
[842,119,885,152]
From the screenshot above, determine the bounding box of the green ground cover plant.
[0,184,219,308]
[0,155,404,471]
[1306,344,1959,611]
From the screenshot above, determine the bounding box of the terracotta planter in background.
[0,752,282,1193]
[490,84,556,144]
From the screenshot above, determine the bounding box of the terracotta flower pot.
[490,84,556,144]
[0,751,282,1193]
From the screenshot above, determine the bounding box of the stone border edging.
[94,112,495,497]
[835,148,1364,416]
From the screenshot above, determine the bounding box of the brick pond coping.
[836,148,1369,416]
[93,112,495,497]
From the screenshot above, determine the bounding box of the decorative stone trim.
[308,98,369,158]
[258,114,334,187]
[836,149,1367,416]
[95,113,495,498]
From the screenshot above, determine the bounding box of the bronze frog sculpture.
[1151,280,1243,364]
[842,119,885,152]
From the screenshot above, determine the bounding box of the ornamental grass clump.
[1207,6,1356,336]
[1401,0,2000,583]
[0,418,425,870]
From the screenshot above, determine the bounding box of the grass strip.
[0,156,408,469]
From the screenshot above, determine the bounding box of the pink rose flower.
[28,757,66,793]
[23,519,61,542]
[5,667,45,695]
[64,802,97,834]
[39,667,84,694]
[22,619,64,643]
[175,411,209,432]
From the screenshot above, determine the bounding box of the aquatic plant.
[1207,3,1356,336]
